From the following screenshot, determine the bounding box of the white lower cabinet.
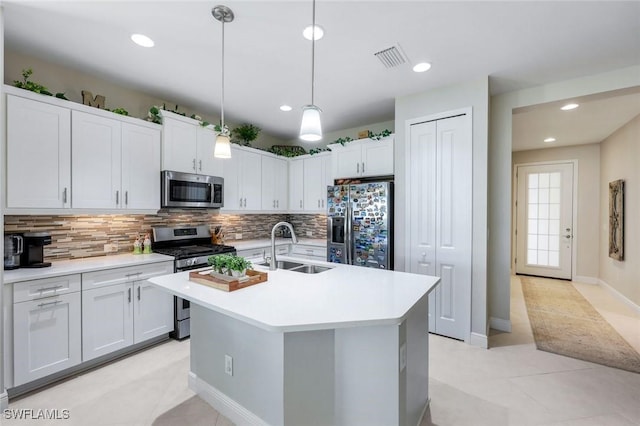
[82,262,174,362]
[13,275,82,386]
[290,244,326,261]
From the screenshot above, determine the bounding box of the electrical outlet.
[235,233,242,240]
[224,354,233,376]
[306,231,313,237]
[103,244,118,253]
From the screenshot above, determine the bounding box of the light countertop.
[149,256,439,333]
[3,253,174,284]
[230,238,326,251]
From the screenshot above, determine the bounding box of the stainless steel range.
[152,225,236,339]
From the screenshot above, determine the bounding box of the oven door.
[162,170,224,208]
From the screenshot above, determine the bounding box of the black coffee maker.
[21,232,52,268]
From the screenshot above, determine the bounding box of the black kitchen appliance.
[151,225,236,339]
[20,232,52,268]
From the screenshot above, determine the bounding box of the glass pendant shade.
[214,134,232,158]
[299,105,322,142]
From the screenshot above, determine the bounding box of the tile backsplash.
[4,211,327,261]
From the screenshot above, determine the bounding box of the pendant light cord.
[221,16,226,129]
[311,0,316,106]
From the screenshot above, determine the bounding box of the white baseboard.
[469,332,488,348]
[188,372,268,426]
[0,390,8,410]
[598,279,640,315]
[489,317,512,333]
[573,275,599,285]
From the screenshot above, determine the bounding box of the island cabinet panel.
[6,94,71,209]
[13,275,82,386]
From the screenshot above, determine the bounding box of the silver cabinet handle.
[125,191,128,205]
[37,285,63,293]
[125,272,141,279]
[299,200,303,208]
[276,200,279,208]
[128,288,131,303]
[362,162,365,174]
[137,286,141,301]
[116,190,119,205]
[192,158,196,171]
[37,300,61,308]
[357,163,360,173]
[318,199,321,208]
[273,200,276,208]
[63,187,68,204]
[322,199,325,208]
[199,160,202,171]
[244,198,247,208]
[239,197,242,207]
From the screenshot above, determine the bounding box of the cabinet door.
[122,123,161,210]
[261,156,278,210]
[133,280,173,343]
[162,117,198,173]
[197,126,226,176]
[361,138,394,177]
[274,157,288,210]
[304,156,324,212]
[222,146,242,210]
[82,283,134,361]
[7,95,71,208]
[240,150,263,210]
[332,143,362,179]
[13,292,81,386]
[289,158,304,212]
[72,111,122,208]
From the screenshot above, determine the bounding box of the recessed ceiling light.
[561,103,579,111]
[303,25,324,41]
[412,62,432,73]
[131,33,154,48]
[280,105,292,112]
[544,137,556,143]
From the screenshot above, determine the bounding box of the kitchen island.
[149,257,439,426]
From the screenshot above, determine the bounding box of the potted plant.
[228,256,253,277]
[207,254,232,274]
[233,123,261,146]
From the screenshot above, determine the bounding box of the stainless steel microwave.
[161,170,224,209]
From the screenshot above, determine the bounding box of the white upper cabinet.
[223,146,262,211]
[160,111,224,176]
[288,158,304,212]
[303,153,332,213]
[72,111,122,208]
[5,87,161,212]
[72,111,161,210]
[121,123,161,210]
[6,94,71,209]
[329,136,394,179]
[261,155,288,211]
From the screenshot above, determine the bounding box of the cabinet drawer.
[82,261,173,290]
[290,245,326,259]
[13,274,81,303]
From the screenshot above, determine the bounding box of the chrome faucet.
[270,222,298,270]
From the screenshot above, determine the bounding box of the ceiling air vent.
[374,45,407,68]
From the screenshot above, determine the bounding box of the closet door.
[408,114,472,341]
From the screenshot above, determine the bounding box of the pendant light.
[299,0,322,142]
[212,5,234,158]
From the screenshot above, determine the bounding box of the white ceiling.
[4,1,640,145]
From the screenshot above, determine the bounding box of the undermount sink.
[288,264,332,274]
[256,260,332,274]
[257,260,305,270]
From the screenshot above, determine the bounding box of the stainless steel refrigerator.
[326,182,393,269]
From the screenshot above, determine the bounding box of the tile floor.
[4,276,639,426]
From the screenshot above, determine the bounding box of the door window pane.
[525,172,562,267]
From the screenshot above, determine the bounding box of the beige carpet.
[520,276,640,374]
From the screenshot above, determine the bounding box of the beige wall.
[599,114,640,305]
[512,144,601,280]
[4,49,284,150]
